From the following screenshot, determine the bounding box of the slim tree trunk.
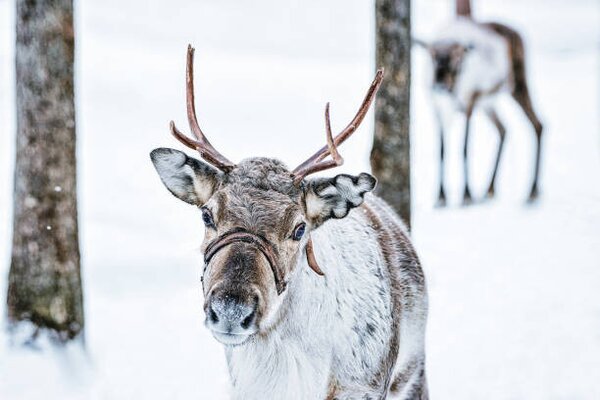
[7,0,83,343]
[371,0,412,228]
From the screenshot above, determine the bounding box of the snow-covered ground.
[1,0,598,398]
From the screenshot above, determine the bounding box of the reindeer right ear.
[303,173,376,228]
[150,148,222,206]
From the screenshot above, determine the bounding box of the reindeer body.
[151,45,428,400]
[226,193,428,400]
[424,1,544,205]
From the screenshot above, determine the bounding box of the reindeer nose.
[206,292,258,335]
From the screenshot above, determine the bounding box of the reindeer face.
[429,41,471,92]
[150,150,375,346]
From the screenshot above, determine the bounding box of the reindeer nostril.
[208,307,219,323]
[240,309,256,329]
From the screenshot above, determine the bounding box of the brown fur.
[483,21,544,201]
[363,199,428,398]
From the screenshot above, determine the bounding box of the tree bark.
[371,0,412,228]
[7,0,83,343]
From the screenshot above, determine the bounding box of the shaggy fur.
[151,149,428,399]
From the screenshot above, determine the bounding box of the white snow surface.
[1,0,599,399]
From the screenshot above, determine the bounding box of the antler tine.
[170,121,231,168]
[169,44,236,172]
[324,103,343,166]
[292,69,384,182]
[292,103,344,185]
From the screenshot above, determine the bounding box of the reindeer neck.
[224,232,339,399]
[224,209,395,399]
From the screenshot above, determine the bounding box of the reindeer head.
[151,46,382,346]
[417,39,473,92]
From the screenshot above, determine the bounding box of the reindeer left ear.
[303,173,376,227]
[150,147,222,206]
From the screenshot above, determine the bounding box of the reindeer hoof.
[461,191,474,206]
[486,186,495,199]
[435,196,447,208]
[527,186,540,203]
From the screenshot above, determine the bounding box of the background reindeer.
[150,46,428,399]
[417,0,544,206]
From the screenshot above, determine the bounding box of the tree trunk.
[371,0,412,228]
[7,0,83,343]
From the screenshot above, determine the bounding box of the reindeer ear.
[150,148,222,206]
[303,173,376,227]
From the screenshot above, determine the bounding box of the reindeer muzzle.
[204,228,325,295]
[204,228,287,295]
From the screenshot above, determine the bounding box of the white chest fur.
[225,208,396,399]
[227,330,331,400]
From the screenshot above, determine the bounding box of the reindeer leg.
[388,360,429,400]
[436,124,447,208]
[484,107,507,199]
[461,93,482,206]
[511,74,543,202]
[461,110,474,206]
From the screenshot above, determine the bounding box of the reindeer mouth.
[211,330,254,346]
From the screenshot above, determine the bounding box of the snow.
[1,0,599,399]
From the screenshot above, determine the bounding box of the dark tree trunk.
[371,0,412,228]
[7,0,83,343]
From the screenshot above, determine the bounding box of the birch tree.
[7,0,83,343]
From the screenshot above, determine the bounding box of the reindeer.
[417,0,543,206]
[150,45,428,400]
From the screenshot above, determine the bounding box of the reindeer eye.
[201,208,215,229]
[292,223,306,241]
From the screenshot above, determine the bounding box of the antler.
[291,69,384,185]
[170,45,236,172]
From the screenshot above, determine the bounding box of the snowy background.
[1,0,599,398]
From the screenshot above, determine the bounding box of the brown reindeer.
[150,46,428,399]
[418,0,543,205]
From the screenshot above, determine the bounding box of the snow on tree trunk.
[371,0,412,228]
[7,0,83,343]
